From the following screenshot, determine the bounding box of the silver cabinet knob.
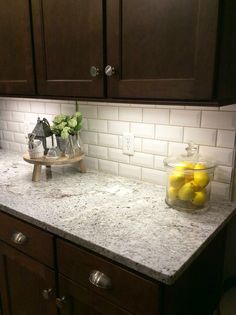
[89,270,112,289]
[105,65,116,77]
[56,296,67,309]
[11,232,27,245]
[90,66,101,77]
[42,288,54,300]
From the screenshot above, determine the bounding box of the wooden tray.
[23,153,86,182]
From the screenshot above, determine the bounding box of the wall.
[0,98,235,201]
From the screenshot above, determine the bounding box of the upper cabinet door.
[0,1,35,95]
[107,0,219,100]
[31,0,104,98]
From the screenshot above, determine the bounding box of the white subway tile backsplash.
[119,107,142,122]
[142,168,167,185]
[119,163,141,180]
[199,146,233,166]
[30,102,45,114]
[98,133,118,148]
[170,110,201,127]
[98,106,119,120]
[98,159,118,175]
[80,131,98,145]
[211,181,230,200]
[143,109,169,124]
[5,100,18,111]
[11,112,25,122]
[7,122,20,132]
[45,103,61,115]
[142,139,168,156]
[84,156,98,170]
[3,131,14,141]
[154,156,166,170]
[108,121,129,135]
[88,145,107,159]
[0,110,11,120]
[108,148,129,163]
[79,105,97,118]
[214,166,232,184]
[18,101,30,112]
[156,125,183,142]
[131,123,155,138]
[61,103,76,115]
[24,113,39,124]
[130,152,154,168]
[8,142,22,152]
[219,104,236,111]
[217,130,235,148]
[184,127,216,146]
[168,142,187,156]
[202,111,236,130]
[88,119,107,132]
[14,133,27,144]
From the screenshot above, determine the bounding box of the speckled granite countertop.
[0,150,235,285]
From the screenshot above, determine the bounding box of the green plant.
[51,112,83,139]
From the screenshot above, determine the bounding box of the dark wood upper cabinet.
[106,0,219,100]
[0,1,35,95]
[31,0,104,98]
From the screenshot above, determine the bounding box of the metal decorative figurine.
[32,117,52,154]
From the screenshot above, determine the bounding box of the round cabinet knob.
[11,232,27,245]
[90,66,101,77]
[105,65,116,77]
[89,270,112,289]
[42,288,54,300]
[56,296,67,309]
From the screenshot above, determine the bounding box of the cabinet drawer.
[57,239,161,315]
[0,211,54,267]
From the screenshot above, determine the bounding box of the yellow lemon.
[194,163,209,188]
[176,161,194,182]
[169,171,185,189]
[168,186,178,201]
[192,190,207,206]
[178,182,195,201]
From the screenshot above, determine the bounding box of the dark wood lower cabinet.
[57,275,131,315]
[0,241,56,315]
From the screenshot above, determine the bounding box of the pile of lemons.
[168,162,210,207]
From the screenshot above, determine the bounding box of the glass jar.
[164,142,216,212]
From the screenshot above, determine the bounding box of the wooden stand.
[23,153,86,182]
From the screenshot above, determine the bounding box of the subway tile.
[3,131,14,141]
[8,142,22,152]
[83,144,88,155]
[0,140,9,150]
[14,133,27,144]
[184,127,216,146]
[24,113,39,124]
[130,152,154,168]
[84,156,98,170]
[7,122,20,132]
[5,100,18,111]
[199,146,233,166]
[11,112,25,122]
[108,121,129,135]
[0,110,11,120]
[131,123,155,138]
[143,109,169,124]
[211,181,230,201]
[88,145,107,159]
[131,103,155,108]
[217,130,235,148]
[79,105,97,118]
[142,139,168,156]
[219,104,236,111]
[168,142,187,156]
[185,106,218,111]
[108,148,129,163]
[119,163,141,180]
[17,101,31,112]
[214,166,232,184]
[0,100,5,110]
[154,156,166,170]
[45,103,61,115]
[156,125,183,142]
[142,168,167,185]
[98,106,119,120]
[201,111,236,130]
[88,119,107,133]
[0,121,7,130]
[80,131,98,145]
[82,118,88,130]
[98,159,119,175]
[61,103,76,115]
[119,107,142,122]
[170,109,201,127]
[118,136,142,152]
[30,102,45,114]
[98,133,119,148]
[155,104,185,109]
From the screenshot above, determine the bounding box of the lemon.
[168,186,178,201]
[175,161,194,182]
[194,163,209,188]
[192,190,207,206]
[178,182,195,201]
[169,171,185,189]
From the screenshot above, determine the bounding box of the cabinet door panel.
[0,241,56,315]
[0,0,35,95]
[32,0,104,98]
[58,275,131,315]
[107,0,219,100]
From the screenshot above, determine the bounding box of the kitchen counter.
[0,149,235,285]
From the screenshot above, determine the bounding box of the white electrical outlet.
[122,133,134,155]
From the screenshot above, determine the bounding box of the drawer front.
[57,239,160,315]
[0,211,54,267]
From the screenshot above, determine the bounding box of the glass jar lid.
[164,142,216,171]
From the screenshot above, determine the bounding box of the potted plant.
[51,112,83,156]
